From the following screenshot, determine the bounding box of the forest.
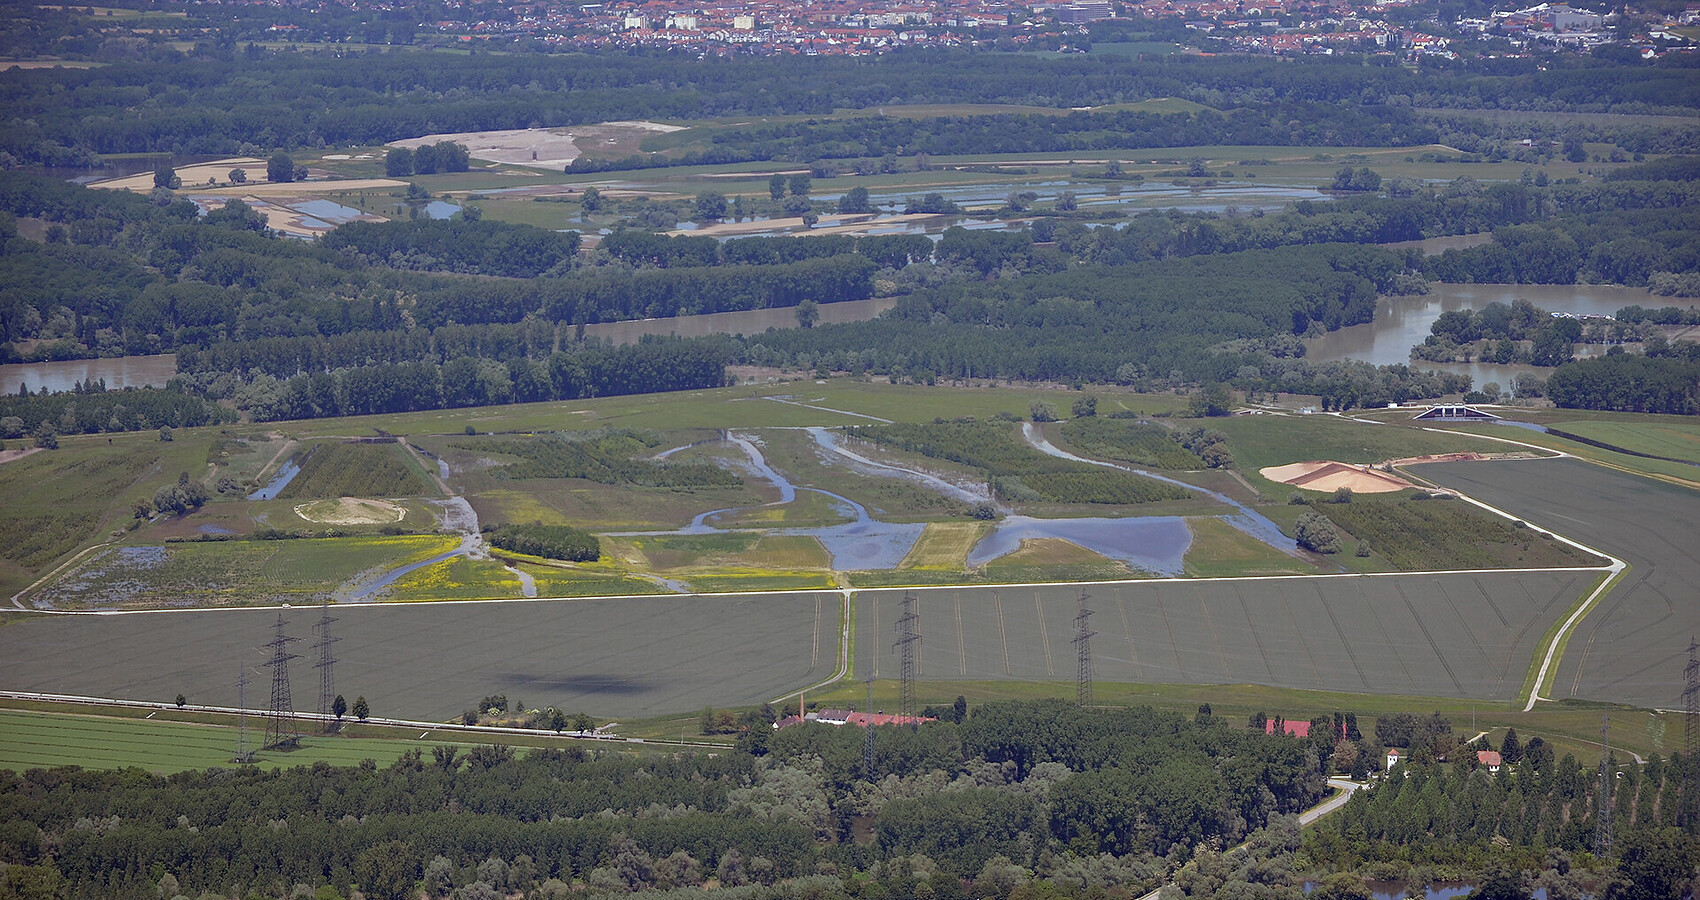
[0,699,1334,900]
[4,49,1700,168]
[2,698,1695,900]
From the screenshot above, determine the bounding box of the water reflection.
[0,354,178,395]
[1306,283,1700,387]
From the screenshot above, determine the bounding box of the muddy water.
[1306,283,1700,388]
[0,354,177,394]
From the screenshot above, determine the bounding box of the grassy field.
[901,522,991,570]
[32,534,460,609]
[1211,413,1513,493]
[1182,516,1319,577]
[382,555,522,601]
[1314,496,1607,571]
[0,429,227,596]
[1541,419,1700,464]
[277,440,438,500]
[0,708,489,774]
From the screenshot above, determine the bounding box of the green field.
[33,534,460,609]
[1209,413,1512,491]
[1314,496,1607,571]
[1182,516,1318,577]
[0,709,485,774]
[1543,419,1700,464]
[276,440,437,500]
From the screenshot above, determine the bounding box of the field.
[1541,419,1700,465]
[0,592,841,720]
[1182,516,1318,578]
[276,440,437,500]
[1208,413,1513,493]
[1314,496,1607,571]
[1415,457,1700,711]
[30,535,460,609]
[0,709,484,774]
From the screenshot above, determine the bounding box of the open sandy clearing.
[294,497,408,525]
[1260,460,1415,493]
[390,121,685,170]
[89,157,268,192]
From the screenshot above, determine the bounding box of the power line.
[1595,710,1612,860]
[862,673,876,781]
[1073,590,1096,707]
[893,592,921,720]
[233,653,253,764]
[262,613,300,750]
[312,603,340,732]
[1684,636,1698,757]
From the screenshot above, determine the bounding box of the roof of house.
[1265,719,1312,738]
[1478,750,1504,766]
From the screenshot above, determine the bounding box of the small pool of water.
[247,455,304,500]
[422,200,461,219]
[290,199,367,223]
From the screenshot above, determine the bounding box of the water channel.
[1305,283,1700,388]
[619,426,1302,575]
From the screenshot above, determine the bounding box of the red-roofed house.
[1477,750,1503,773]
[1386,747,1401,771]
[1265,719,1312,738]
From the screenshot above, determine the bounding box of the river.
[1305,283,1700,388]
[0,354,177,395]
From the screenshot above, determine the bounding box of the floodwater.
[1306,282,1700,388]
[247,455,304,500]
[1021,424,1299,555]
[290,198,367,224]
[967,514,1192,574]
[0,354,177,395]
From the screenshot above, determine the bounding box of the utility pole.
[1073,590,1096,707]
[862,673,876,780]
[893,592,921,720]
[312,603,339,732]
[262,613,300,749]
[1595,710,1612,860]
[233,653,253,764]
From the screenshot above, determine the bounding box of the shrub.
[1294,512,1341,554]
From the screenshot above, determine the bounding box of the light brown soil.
[1259,460,1416,494]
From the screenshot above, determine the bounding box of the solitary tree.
[353,695,370,721]
[267,152,295,184]
[333,694,348,720]
[573,712,594,733]
[176,693,186,707]
[228,168,247,184]
[579,186,602,211]
[694,191,727,221]
[788,173,811,198]
[1295,512,1341,554]
[153,163,180,190]
[839,185,871,214]
[794,299,819,329]
[768,174,786,201]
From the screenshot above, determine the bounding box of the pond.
[1305,283,1700,389]
[0,354,178,395]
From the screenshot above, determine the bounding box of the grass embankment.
[1209,413,1515,496]
[32,535,460,609]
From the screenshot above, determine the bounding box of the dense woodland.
[3,699,1696,899]
[4,49,1700,169]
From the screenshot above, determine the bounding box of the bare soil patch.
[389,122,683,170]
[293,497,408,526]
[0,448,44,465]
[1260,460,1415,494]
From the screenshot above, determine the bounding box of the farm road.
[0,592,840,721]
[1415,457,1700,710]
[856,570,1588,701]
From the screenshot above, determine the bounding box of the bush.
[489,523,600,562]
[1294,512,1341,554]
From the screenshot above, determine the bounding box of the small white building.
[1386,747,1401,771]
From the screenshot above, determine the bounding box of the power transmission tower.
[262,613,300,749]
[862,673,876,780]
[893,592,922,719]
[1685,637,1699,757]
[1595,710,1612,860]
[233,653,254,764]
[311,603,340,732]
[1073,590,1096,707]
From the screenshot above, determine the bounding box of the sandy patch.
[192,178,405,196]
[0,447,44,465]
[1259,460,1415,494]
[88,157,269,193]
[389,121,685,170]
[294,497,407,525]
